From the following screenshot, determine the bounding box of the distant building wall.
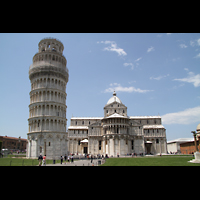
[167,142,179,153]
[180,141,199,154]
[0,136,27,152]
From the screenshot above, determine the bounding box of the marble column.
[29,140,31,157]
[102,137,105,155]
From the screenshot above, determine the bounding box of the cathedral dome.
[106,91,122,105]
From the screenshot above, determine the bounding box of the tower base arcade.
[26,132,68,159]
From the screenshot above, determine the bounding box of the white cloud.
[123,63,134,70]
[172,57,181,62]
[194,53,200,58]
[190,38,200,47]
[97,40,127,56]
[104,83,153,93]
[172,83,185,90]
[174,71,200,87]
[162,106,200,125]
[135,57,142,62]
[128,80,136,84]
[179,44,187,48]
[197,38,200,46]
[150,74,169,81]
[166,33,172,36]
[190,40,195,47]
[147,46,155,53]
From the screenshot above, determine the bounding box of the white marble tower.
[27,38,69,159]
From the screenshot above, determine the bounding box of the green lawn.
[0,158,63,166]
[101,156,200,166]
[1,155,199,166]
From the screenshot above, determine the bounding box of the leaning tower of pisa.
[27,38,69,159]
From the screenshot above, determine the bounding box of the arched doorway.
[81,139,88,154]
[145,141,152,154]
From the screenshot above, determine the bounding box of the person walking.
[71,155,73,163]
[38,153,43,166]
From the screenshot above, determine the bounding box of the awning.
[145,141,152,144]
[81,139,88,143]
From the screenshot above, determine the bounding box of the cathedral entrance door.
[84,147,87,154]
[145,141,152,154]
[147,145,151,154]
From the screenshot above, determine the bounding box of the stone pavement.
[46,159,103,166]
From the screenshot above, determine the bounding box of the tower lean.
[27,38,69,159]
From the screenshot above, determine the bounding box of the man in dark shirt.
[38,153,43,166]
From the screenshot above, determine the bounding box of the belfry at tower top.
[38,38,64,54]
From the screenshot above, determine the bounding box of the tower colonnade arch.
[31,77,67,91]
[28,117,66,133]
[29,103,66,118]
[30,89,67,104]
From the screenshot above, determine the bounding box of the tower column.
[29,140,31,157]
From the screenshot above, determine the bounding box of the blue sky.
[0,33,200,141]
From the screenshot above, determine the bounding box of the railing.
[40,37,63,44]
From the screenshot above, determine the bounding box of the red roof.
[0,136,27,141]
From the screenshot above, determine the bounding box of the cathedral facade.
[68,91,167,157]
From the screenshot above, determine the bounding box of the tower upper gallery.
[38,38,64,54]
[29,38,69,83]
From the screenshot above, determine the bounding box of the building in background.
[180,140,199,154]
[68,91,167,156]
[27,38,69,159]
[179,123,200,154]
[167,138,194,154]
[0,135,27,152]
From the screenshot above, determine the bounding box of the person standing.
[91,155,93,163]
[67,155,70,163]
[71,155,73,163]
[61,155,63,164]
[42,155,46,166]
[64,154,67,164]
[38,153,43,166]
